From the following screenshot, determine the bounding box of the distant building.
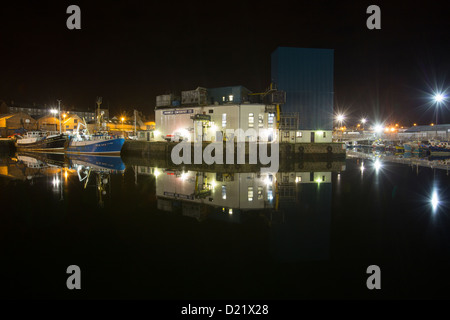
[271,47,334,142]
[399,124,450,141]
[0,112,37,136]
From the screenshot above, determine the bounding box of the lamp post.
[121,117,125,137]
[433,93,444,125]
[361,118,367,131]
[336,114,345,142]
[57,100,62,134]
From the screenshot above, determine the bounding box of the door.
[310,132,315,143]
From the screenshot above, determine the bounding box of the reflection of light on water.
[431,189,439,211]
[52,176,60,188]
[374,159,382,172]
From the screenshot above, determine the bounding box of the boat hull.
[15,134,68,151]
[66,138,125,155]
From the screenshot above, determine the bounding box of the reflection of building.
[134,166,333,223]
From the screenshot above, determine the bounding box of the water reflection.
[133,162,342,262]
[1,152,125,207]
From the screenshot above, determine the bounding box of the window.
[323,132,326,138]
[66,125,69,129]
[209,109,214,114]
[222,113,226,127]
[248,187,254,201]
[222,186,226,200]
[248,113,254,128]
[222,96,225,102]
[73,125,77,129]
[296,131,302,138]
[257,186,263,200]
[322,176,326,182]
[284,131,290,138]
[229,95,233,102]
[268,113,274,127]
[74,119,78,123]
[258,114,264,128]
[295,176,302,183]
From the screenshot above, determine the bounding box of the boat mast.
[96,97,103,131]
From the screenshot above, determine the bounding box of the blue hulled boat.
[66,134,125,155]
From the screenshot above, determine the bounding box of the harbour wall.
[121,140,346,168]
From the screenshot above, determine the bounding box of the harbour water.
[0,151,449,299]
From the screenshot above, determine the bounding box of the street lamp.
[335,114,345,142]
[433,93,446,125]
[361,118,367,131]
[121,117,125,136]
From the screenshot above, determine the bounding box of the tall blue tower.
[271,47,334,131]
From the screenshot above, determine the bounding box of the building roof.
[404,124,450,132]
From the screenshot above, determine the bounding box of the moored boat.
[15,131,68,151]
[66,133,125,155]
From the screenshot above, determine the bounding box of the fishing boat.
[66,132,125,155]
[15,131,68,151]
[425,140,450,155]
[66,97,125,155]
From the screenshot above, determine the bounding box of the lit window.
[257,186,263,200]
[229,95,233,102]
[222,113,226,127]
[268,113,274,127]
[248,186,254,201]
[296,131,302,138]
[222,186,226,200]
[248,113,254,128]
[295,176,302,183]
[222,96,225,102]
[258,114,264,128]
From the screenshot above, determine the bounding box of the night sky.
[1,0,449,124]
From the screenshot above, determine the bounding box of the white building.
[155,104,333,143]
[155,104,277,142]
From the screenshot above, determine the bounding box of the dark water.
[0,152,449,299]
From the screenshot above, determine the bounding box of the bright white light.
[374,124,384,133]
[50,109,58,114]
[154,130,160,137]
[361,118,367,124]
[228,209,233,215]
[180,172,188,181]
[211,181,217,189]
[153,168,161,178]
[374,159,382,171]
[52,176,60,187]
[336,114,345,122]
[431,190,439,210]
[360,164,365,172]
[211,124,218,132]
[177,128,190,139]
[434,93,444,103]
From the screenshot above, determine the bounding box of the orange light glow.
[390,127,395,132]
